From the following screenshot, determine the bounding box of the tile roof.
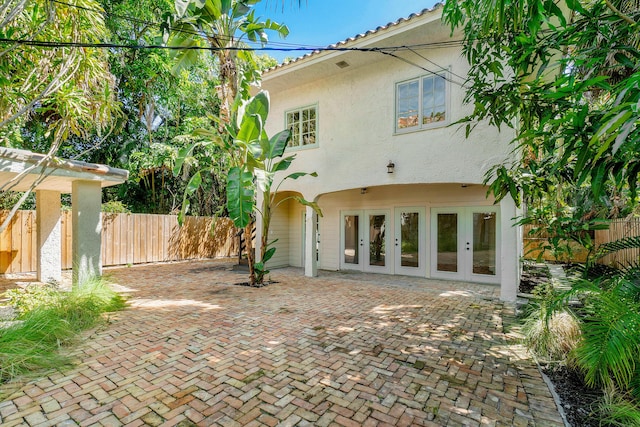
[263,3,443,73]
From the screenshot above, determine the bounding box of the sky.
[251,1,440,63]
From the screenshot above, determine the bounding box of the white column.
[304,205,318,277]
[500,194,519,301]
[72,180,102,286]
[36,190,62,283]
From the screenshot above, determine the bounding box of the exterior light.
[387,161,395,173]
[361,187,367,195]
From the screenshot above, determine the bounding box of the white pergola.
[0,147,128,285]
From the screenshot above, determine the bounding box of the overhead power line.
[49,0,328,50]
[405,46,468,83]
[7,0,468,86]
[378,51,467,88]
[0,36,468,86]
[45,0,465,52]
[0,37,463,53]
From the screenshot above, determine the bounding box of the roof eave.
[262,3,445,79]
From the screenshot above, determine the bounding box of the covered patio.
[0,147,128,285]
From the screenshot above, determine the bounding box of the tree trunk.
[245,222,256,286]
[256,191,271,285]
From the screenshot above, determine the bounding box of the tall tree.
[94,0,225,214]
[166,0,288,130]
[0,0,120,141]
[442,0,640,212]
[0,0,121,228]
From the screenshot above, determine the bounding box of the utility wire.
[405,46,468,83]
[12,0,468,82]
[0,37,469,87]
[378,50,468,88]
[0,38,396,52]
[0,37,463,54]
[48,0,465,52]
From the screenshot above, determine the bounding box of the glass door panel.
[436,213,458,273]
[395,207,426,277]
[369,214,387,267]
[400,212,419,268]
[364,210,390,273]
[472,212,497,276]
[343,214,359,265]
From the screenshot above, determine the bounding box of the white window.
[286,105,317,148]
[396,73,447,132]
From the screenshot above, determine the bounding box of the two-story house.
[257,5,521,301]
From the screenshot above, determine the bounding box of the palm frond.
[599,387,640,427]
[573,282,640,389]
[631,365,640,401]
[597,236,640,259]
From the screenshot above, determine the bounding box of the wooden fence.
[595,219,640,268]
[0,211,237,274]
[523,219,640,266]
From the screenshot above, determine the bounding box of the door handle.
[466,242,470,251]
[395,238,398,247]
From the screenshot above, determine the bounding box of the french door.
[340,210,391,273]
[394,207,426,276]
[430,207,500,284]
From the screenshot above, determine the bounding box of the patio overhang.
[0,147,129,286]
[0,147,128,193]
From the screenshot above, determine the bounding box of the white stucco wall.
[71,180,103,285]
[262,40,514,200]
[267,195,290,269]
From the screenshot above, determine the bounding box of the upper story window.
[286,105,317,148]
[395,73,447,133]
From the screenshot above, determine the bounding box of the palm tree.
[167,0,288,128]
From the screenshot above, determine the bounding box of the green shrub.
[522,231,640,425]
[101,200,131,213]
[540,276,640,423]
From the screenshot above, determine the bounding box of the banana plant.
[175,90,321,285]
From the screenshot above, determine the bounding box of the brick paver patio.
[0,260,564,426]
